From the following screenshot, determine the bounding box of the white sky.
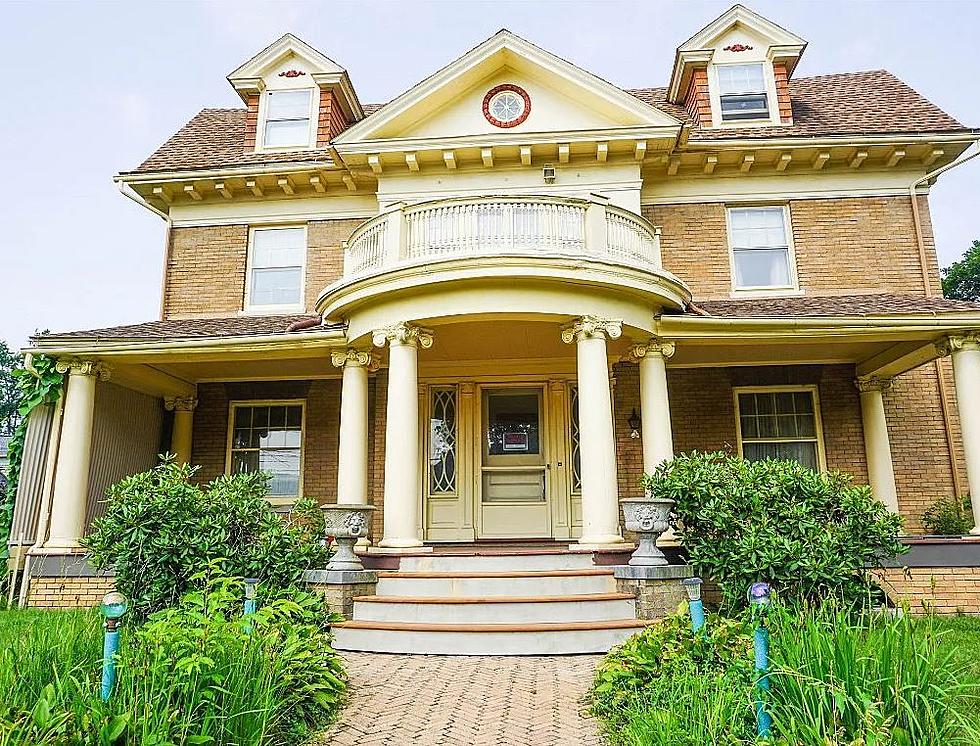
[1,0,977,349]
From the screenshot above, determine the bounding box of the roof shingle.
[692,294,980,318]
[39,314,330,341]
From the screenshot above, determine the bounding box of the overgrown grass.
[0,577,346,745]
[592,606,980,745]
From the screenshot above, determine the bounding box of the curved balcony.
[342,195,663,277]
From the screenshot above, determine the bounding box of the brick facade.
[873,567,980,615]
[646,195,941,300]
[27,576,114,608]
[772,62,793,123]
[316,88,350,147]
[683,68,712,128]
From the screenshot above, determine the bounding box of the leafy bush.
[84,460,328,619]
[644,452,905,610]
[923,494,974,536]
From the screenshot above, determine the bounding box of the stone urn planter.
[621,496,675,566]
[320,504,376,572]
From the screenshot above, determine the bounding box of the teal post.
[243,578,259,633]
[748,582,773,738]
[681,577,705,633]
[99,592,129,702]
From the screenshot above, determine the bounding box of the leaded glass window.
[429,387,457,494]
[569,386,582,494]
[737,389,821,470]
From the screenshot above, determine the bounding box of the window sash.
[729,207,792,289]
[263,90,313,148]
[738,391,820,470]
[229,403,304,498]
[718,64,766,95]
[249,228,304,308]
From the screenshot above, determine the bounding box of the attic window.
[717,63,769,121]
[263,89,314,148]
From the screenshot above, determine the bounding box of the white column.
[331,349,374,506]
[629,339,676,473]
[940,333,980,534]
[855,376,899,513]
[562,316,624,547]
[46,359,108,550]
[164,396,197,466]
[373,322,433,549]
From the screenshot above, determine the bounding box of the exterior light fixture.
[747,581,771,607]
[628,407,641,439]
[244,577,260,616]
[681,576,702,602]
[100,591,129,701]
[681,577,705,633]
[542,164,556,184]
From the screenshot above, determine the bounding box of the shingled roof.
[125,70,970,175]
[37,314,332,341]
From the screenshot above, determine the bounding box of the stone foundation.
[304,569,378,619]
[614,564,693,620]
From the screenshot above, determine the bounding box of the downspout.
[909,141,980,500]
[116,180,172,320]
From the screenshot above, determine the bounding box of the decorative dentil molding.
[854,376,892,394]
[627,338,676,363]
[164,396,199,412]
[330,348,379,370]
[560,315,623,344]
[936,332,980,357]
[371,322,435,349]
[55,358,111,380]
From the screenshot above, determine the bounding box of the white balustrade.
[343,196,661,276]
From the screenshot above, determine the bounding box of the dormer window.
[717,63,769,121]
[263,89,315,148]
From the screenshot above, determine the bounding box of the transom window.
[248,227,305,310]
[229,402,304,501]
[717,63,769,121]
[263,89,314,148]
[736,388,822,471]
[728,206,795,291]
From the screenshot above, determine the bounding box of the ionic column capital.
[164,396,198,412]
[372,322,434,349]
[331,348,380,370]
[855,376,893,394]
[560,315,623,344]
[937,332,980,356]
[626,337,676,363]
[55,358,111,380]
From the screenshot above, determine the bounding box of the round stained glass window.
[483,84,531,128]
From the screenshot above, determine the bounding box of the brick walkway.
[313,652,606,745]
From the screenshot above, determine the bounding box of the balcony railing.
[343,195,662,277]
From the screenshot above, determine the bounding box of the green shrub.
[923,494,974,536]
[84,460,328,619]
[644,452,905,610]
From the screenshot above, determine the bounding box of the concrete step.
[397,551,595,574]
[332,619,652,655]
[352,593,636,624]
[374,569,618,598]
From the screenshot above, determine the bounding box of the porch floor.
[312,652,604,745]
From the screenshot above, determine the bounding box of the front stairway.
[332,550,650,655]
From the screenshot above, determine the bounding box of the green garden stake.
[681,577,705,633]
[748,582,773,738]
[243,578,259,633]
[100,591,128,702]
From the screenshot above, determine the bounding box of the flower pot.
[621,496,674,566]
[320,504,376,571]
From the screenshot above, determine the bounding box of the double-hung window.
[263,89,314,148]
[229,402,304,502]
[736,388,823,471]
[248,227,305,310]
[717,63,769,121]
[728,206,795,291]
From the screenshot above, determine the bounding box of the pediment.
[334,30,680,145]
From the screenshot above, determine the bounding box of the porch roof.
[35,313,329,342]
[689,293,980,318]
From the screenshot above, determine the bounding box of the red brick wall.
[243,93,260,152]
[773,63,793,124]
[683,68,712,128]
[316,88,350,147]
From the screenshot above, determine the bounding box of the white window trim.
[225,399,306,506]
[733,385,827,472]
[726,203,801,297]
[243,224,308,315]
[707,61,782,129]
[255,88,318,152]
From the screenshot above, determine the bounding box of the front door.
[478,386,551,538]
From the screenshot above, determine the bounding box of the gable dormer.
[227,33,363,153]
[667,4,805,129]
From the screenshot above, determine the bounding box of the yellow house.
[11,5,980,652]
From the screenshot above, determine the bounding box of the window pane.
[268,90,312,119]
[429,388,457,493]
[231,450,259,475]
[743,441,818,470]
[252,228,305,268]
[734,248,791,288]
[730,208,787,249]
[265,118,310,148]
[487,393,540,456]
[251,267,302,306]
[718,64,766,94]
[720,94,769,120]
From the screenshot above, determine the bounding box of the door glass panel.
[486,393,540,456]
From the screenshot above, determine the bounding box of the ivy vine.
[1,355,65,559]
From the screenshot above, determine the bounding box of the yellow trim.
[225,398,307,506]
[732,385,827,471]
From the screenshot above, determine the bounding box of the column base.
[573,540,635,552]
[370,545,433,554]
[40,540,85,552]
